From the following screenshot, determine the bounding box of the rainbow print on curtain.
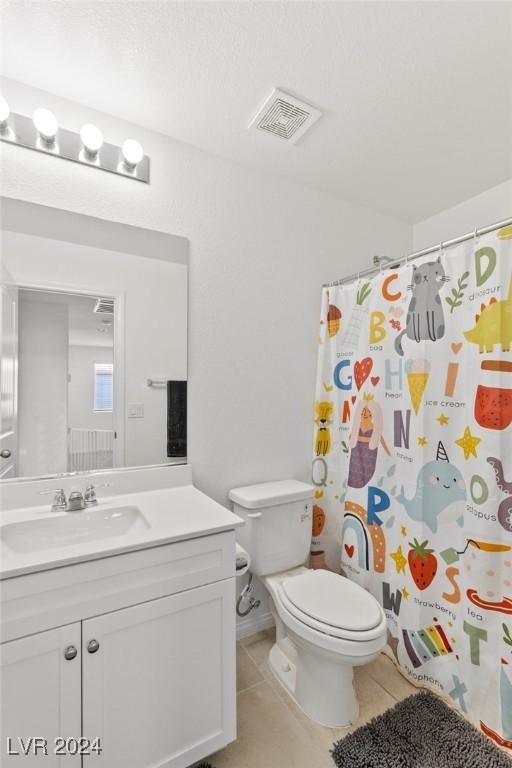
[312,224,512,749]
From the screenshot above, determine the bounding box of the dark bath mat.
[331,691,512,767]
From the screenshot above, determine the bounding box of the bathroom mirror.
[0,197,188,481]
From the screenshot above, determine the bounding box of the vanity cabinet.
[1,532,237,768]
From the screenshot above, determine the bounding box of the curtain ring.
[474,227,479,246]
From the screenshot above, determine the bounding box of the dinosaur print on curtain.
[312,223,512,749]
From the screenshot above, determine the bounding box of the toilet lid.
[281,570,382,632]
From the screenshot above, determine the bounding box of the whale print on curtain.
[312,224,512,749]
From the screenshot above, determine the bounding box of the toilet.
[230,479,387,727]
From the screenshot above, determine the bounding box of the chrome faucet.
[40,483,112,512]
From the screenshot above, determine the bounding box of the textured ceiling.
[1,1,511,222]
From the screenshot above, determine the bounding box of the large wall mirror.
[0,198,188,482]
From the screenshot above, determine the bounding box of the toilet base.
[269,643,296,695]
[268,639,359,728]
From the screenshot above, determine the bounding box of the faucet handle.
[84,482,112,507]
[84,484,98,507]
[39,488,67,512]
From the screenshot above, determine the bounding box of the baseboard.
[236,610,274,640]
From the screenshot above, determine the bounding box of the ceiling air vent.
[249,88,322,144]
[94,297,114,314]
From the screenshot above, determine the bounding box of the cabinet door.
[0,622,81,765]
[83,578,236,768]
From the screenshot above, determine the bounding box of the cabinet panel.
[0,622,81,765]
[83,578,236,768]
[1,532,235,643]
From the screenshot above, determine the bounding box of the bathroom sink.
[0,481,244,579]
[1,506,149,554]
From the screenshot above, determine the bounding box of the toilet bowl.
[264,567,387,726]
[229,479,388,727]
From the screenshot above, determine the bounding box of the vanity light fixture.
[121,138,144,171]
[0,100,150,183]
[80,123,103,160]
[33,107,58,143]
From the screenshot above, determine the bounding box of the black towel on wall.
[167,380,187,458]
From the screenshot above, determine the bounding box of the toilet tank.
[229,480,314,577]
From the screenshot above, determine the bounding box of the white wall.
[0,78,412,499]
[413,178,512,250]
[68,345,113,431]
[0,78,412,630]
[18,297,68,476]
[2,231,187,469]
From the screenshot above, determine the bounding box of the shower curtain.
[312,224,512,748]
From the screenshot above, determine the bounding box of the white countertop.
[0,484,244,579]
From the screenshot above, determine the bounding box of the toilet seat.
[276,569,386,642]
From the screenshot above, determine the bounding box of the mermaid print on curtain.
[312,223,512,749]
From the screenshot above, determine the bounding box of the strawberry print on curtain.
[312,224,512,749]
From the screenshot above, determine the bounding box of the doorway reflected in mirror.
[15,289,116,479]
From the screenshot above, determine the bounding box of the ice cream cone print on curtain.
[312,225,512,749]
[406,358,430,414]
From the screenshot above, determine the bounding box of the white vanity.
[0,466,244,767]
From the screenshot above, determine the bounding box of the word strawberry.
[408,539,437,590]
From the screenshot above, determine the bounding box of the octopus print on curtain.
[312,224,512,749]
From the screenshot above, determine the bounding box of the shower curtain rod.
[323,215,512,288]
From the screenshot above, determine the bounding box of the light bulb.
[0,96,9,127]
[33,108,58,142]
[80,123,103,157]
[122,139,144,169]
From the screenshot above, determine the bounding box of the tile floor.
[210,627,418,768]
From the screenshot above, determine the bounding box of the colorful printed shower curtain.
[312,224,512,749]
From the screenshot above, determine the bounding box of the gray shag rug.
[331,691,512,767]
